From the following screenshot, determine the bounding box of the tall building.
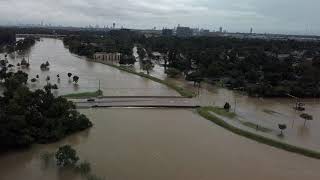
[250,27,253,34]
[219,27,223,33]
[176,26,193,37]
[162,29,173,36]
[199,29,210,36]
[192,28,200,36]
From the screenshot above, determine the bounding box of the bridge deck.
[70,97,200,108]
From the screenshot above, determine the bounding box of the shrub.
[224,102,231,111]
[55,145,79,167]
[165,68,181,78]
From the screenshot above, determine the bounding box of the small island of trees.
[0,69,92,149]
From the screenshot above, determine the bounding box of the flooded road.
[1,108,320,180]
[129,50,320,151]
[2,38,178,96]
[165,78,320,150]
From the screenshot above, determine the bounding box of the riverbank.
[90,59,195,98]
[197,106,320,159]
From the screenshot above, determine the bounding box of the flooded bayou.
[0,38,320,179]
[3,38,178,96]
[1,108,320,180]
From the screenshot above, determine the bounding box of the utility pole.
[234,97,237,113]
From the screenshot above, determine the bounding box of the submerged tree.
[224,102,231,112]
[55,145,79,167]
[52,84,59,90]
[73,75,79,84]
[68,73,72,79]
[142,60,154,74]
[278,124,287,136]
[46,75,50,84]
[300,113,313,126]
[31,78,37,83]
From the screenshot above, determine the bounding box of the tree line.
[63,29,140,64]
[137,36,320,97]
[51,27,320,97]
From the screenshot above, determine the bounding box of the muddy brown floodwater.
[1,38,178,96]
[166,77,320,150]
[1,38,320,180]
[130,47,320,150]
[0,108,320,180]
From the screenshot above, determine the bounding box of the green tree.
[73,76,79,84]
[55,145,79,167]
[224,102,231,112]
[68,73,72,79]
[278,124,287,136]
[165,68,180,78]
[142,60,154,74]
[300,113,313,126]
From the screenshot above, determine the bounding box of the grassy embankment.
[207,106,271,133]
[63,63,194,98]
[103,63,195,98]
[198,106,320,159]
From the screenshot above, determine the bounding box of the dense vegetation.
[0,28,37,53]
[137,36,320,97]
[0,70,92,150]
[15,37,37,51]
[58,27,320,97]
[0,29,15,49]
[63,29,140,60]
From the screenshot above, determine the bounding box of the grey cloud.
[0,0,319,34]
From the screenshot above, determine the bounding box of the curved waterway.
[1,108,320,180]
[2,38,178,96]
[1,38,320,179]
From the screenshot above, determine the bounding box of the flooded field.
[1,108,319,180]
[2,38,178,96]
[131,49,320,150]
[167,78,320,150]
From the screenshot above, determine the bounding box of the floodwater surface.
[0,108,319,180]
[3,38,178,96]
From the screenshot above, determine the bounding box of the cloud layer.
[0,0,319,34]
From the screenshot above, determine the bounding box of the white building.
[94,52,121,62]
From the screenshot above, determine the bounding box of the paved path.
[70,97,200,108]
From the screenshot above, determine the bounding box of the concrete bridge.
[69,96,200,108]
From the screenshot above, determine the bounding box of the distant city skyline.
[1,0,319,35]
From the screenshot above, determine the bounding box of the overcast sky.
[0,0,319,35]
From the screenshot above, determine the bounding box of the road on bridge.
[69,97,200,108]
